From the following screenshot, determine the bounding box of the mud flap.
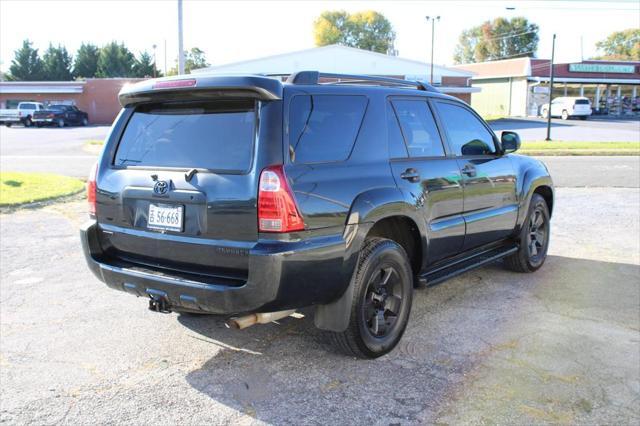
[314,276,355,332]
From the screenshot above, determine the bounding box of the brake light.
[87,162,98,217]
[258,165,304,233]
[153,79,196,89]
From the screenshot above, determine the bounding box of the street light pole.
[177,0,185,75]
[425,15,440,85]
[152,44,157,78]
[545,34,556,141]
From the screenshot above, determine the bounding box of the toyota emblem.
[153,180,169,195]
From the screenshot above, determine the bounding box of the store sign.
[568,63,636,74]
[533,86,550,94]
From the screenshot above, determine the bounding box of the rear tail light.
[258,165,304,233]
[153,79,196,89]
[87,162,98,217]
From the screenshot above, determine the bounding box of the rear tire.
[561,110,569,120]
[57,118,65,128]
[5,123,11,128]
[505,194,550,273]
[23,117,32,127]
[330,237,413,359]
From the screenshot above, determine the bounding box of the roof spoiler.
[118,75,283,107]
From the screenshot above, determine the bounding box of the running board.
[419,244,518,287]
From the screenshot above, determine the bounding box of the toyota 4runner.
[81,72,554,358]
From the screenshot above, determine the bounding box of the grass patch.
[85,139,104,146]
[520,141,640,156]
[0,172,85,207]
[482,115,507,122]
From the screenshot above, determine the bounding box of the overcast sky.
[1,0,638,74]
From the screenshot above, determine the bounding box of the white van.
[540,97,592,120]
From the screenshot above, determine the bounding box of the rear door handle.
[461,164,476,177]
[400,168,420,183]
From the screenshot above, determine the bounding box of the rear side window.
[574,99,590,105]
[289,95,367,163]
[115,100,256,172]
[391,99,445,157]
[21,103,36,110]
[434,102,496,156]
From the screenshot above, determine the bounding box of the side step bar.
[419,244,518,287]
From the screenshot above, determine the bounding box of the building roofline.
[195,44,472,77]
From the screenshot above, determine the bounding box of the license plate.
[148,203,184,231]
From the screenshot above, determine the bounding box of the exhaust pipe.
[225,309,296,330]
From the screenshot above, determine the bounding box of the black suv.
[81,72,553,358]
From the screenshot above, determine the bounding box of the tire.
[5,123,11,128]
[579,116,587,120]
[23,117,32,127]
[330,237,413,359]
[505,193,550,273]
[541,108,549,119]
[561,110,569,120]
[57,118,65,128]
[81,117,89,126]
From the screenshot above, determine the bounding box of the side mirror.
[501,131,521,154]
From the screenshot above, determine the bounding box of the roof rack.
[285,71,438,92]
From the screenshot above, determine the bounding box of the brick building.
[0,78,145,124]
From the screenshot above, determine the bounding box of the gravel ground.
[1,188,639,425]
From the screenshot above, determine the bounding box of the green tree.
[73,43,99,78]
[595,29,640,60]
[7,39,45,81]
[313,10,396,54]
[168,47,209,75]
[42,44,73,80]
[453,17,539,64]
[133,51,161,77]
[96,41,135,77]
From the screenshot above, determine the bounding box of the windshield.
[114,100,256,172]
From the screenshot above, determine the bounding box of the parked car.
[0,102,45,127]
[32,104,89,127]
[81,72,554,358]
[540,96,592,120]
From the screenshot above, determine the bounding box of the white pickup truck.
[0,102,45,127]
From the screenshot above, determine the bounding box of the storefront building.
[454,58,640,117]
[0,78,144,124]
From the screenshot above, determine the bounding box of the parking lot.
[1,117,639,424]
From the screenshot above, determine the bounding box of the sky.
[0,0,638,74]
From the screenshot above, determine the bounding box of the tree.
[168,47,209,75]
[73,43,100,78]
[453,17,539,64]
[313,10,396,54]
[133,51,161,78]
[7,39,45,81]
[594,29,640,60]
[96,41,135,77]
[42,44,73,80]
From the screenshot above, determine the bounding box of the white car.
[540,97,592,120]
[0,102,45,127]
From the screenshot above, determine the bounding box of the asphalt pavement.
[1,188,638,424]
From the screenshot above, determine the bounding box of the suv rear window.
[289,95,367,163]
[115,100,256,172]
[574,99,590,105]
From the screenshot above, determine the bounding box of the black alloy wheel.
[505,193,550,272]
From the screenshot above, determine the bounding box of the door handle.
[461,164,476,177]
[400,168,420,183]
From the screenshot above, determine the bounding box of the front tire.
[81,117,89,126]
[330,238,413,359]
[57,118,65,128]
[505,194,550,273]
[561,110,569,120]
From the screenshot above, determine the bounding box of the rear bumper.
[80,221,349,315]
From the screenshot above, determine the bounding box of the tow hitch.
[148,296,171,313]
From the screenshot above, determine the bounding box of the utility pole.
[152,44,157,78]
[545,34,556,142]
[425,15,440,85]
[178,0,185,75]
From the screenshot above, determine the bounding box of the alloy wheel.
[362,265,404,338]
[527,207,548,261]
